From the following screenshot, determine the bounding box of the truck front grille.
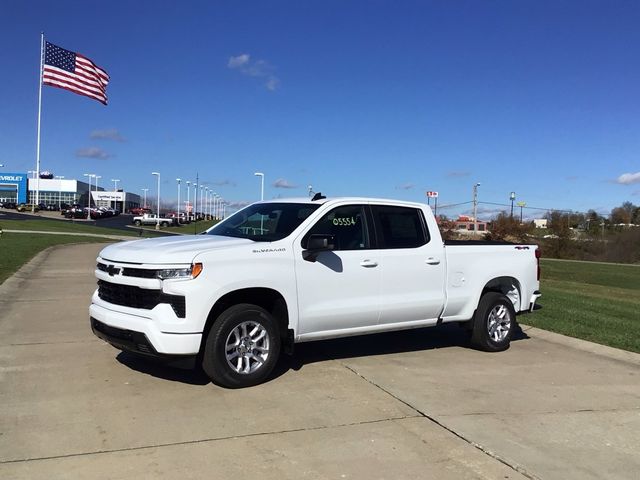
[97,280,186,318]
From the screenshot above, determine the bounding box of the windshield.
[207,202,320,241]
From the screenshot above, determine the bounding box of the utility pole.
[142,188,148,209]
[517,201,526,223]
[472,182,481,234]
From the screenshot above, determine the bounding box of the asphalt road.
[1,243,639,479]
[0,208,176,235]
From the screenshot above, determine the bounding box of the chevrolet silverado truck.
[132,213,177,227]
[90,197,541,388]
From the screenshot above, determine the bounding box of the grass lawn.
[525,259,640,353]
[0,218,144,237]
[0,232,112,285]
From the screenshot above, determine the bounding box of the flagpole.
[34,32,44,212]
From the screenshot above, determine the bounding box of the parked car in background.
[129,207,152,216]
[65,206,88,219]
[1,201,18,209]
[167,212,190,224]
[132,213,178,227]
[16,203,40,212]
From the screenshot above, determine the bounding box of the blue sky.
[1,0,639,218]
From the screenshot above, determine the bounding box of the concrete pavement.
[0,243,638,479]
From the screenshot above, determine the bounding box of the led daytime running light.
[157,263,203,280]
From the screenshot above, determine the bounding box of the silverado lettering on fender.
[90,197,541,388]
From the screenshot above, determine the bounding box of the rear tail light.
[535,248,541,280]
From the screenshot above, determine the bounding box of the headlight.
[157,263,203,280]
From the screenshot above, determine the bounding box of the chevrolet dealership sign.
[0,172,28,203]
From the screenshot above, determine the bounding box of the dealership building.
[0,172,141,211]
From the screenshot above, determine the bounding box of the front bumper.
[89,302,202,356]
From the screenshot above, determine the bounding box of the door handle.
[360,260,378,268]
[425,257,441,265]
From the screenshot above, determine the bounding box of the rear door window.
[371,205,429,249]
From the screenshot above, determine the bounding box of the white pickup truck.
[132,213,177,227]
[90,197,541,388]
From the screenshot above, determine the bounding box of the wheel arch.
[479,276,522,312]
[199,287,290,354]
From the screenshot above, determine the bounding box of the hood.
[99,235,254,265]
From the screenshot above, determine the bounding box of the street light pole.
[472,182,481,234]
[205,187,209,220]
[510,192,516,219]
[186,181,191,221]
[176,178,181,222]
[152,172,160,229]
[83,173,94,219]
[254,172,264,201]
[200,185,204,220]
[55,175,64,210]
[142,188,149,209]
[111,179,120,212]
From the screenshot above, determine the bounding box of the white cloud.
[76,147,111,160]
[265,77,280,91]
[228,54,250,69]
[616,172,640,185]
[273,178,297,189]
[227,53,280,91]
[90,128,125,142]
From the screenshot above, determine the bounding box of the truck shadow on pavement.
[113,321,530,386]
[276,321,530,376]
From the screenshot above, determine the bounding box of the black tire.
[161,221,169,227]
[470,292,516,352]
[134,220,141,226]
[202,304,281,388]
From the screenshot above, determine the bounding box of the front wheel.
[470,292,516,352]
[134,220,141,226]
[202,304,281,388]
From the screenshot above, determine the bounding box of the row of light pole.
[142,173,228,228]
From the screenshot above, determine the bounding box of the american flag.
[43,42,109,105]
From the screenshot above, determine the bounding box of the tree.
[546,211,572,238]
[485,212,533,243]
[585,210,604,236]
[610,201,636,226]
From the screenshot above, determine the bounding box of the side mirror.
[303,234,335,262]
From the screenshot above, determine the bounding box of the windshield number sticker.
[332,217,357,226]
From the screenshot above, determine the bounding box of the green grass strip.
[526,259,640,353]
[0,233,113,285]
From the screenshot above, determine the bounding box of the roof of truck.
[253,196,427,208]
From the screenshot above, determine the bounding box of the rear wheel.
[161,221,169,227]
[470,292,516,352]
[202,304,281,388]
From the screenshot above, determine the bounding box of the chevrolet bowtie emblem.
[106,265,120,276]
